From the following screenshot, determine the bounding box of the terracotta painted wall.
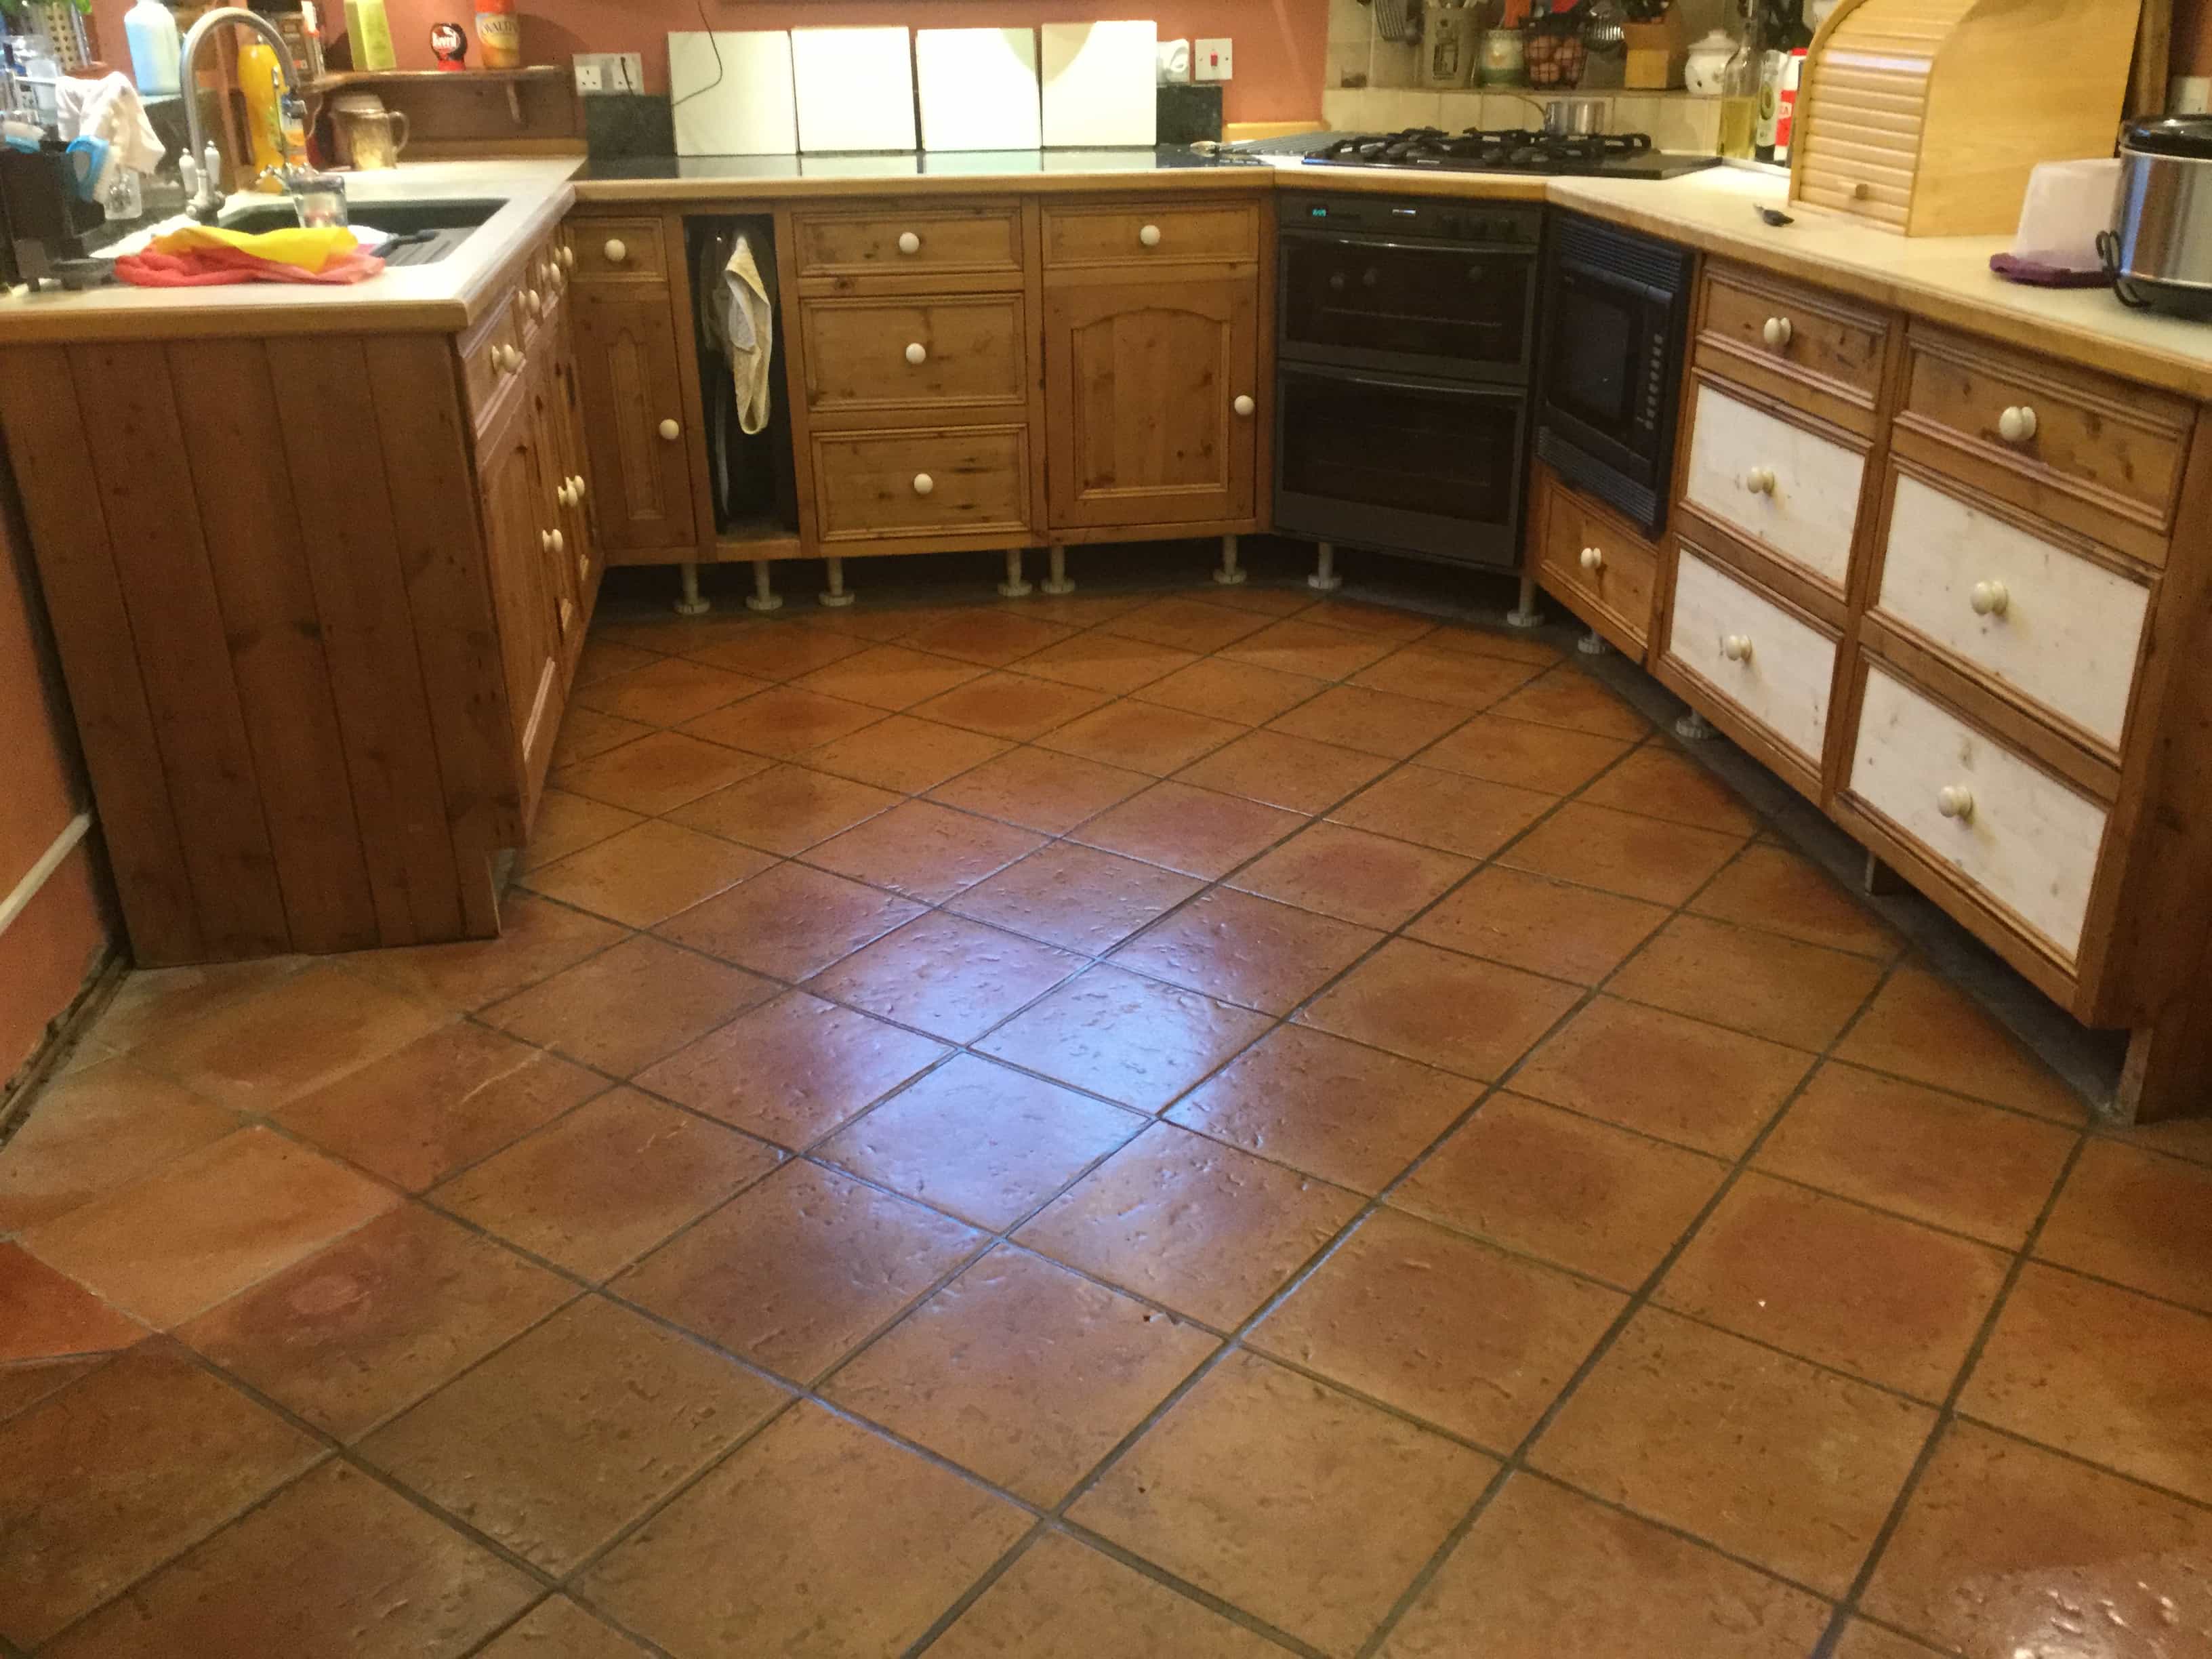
[2182,0,2212,77]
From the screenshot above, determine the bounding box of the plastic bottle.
[343,0,398,71]
[474,0,520,69]
[124,0,182,96]
[239,33,287,184]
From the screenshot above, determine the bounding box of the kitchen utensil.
[2010,157,2119,273]
[1370,0,1424,44]
[1425,1,1479,87]
[2106,115,2212,316]
[1545,96,1607,134]
[1479,28,1528,83]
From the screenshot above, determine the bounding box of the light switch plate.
[573,52,642,95]
[1195,38,1233,81]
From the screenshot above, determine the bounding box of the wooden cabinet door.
[570,285,698,552]
[478,377,562,820]
[548,335,600,619]
[1044,275,1258,531]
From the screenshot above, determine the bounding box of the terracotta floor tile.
[351,892,627,1010]
[1016,1123,1359,1326]
[819,1055,1143,1229]
[1757,1063,2075,1248]
[2039,1140,2212,1314]
[802,712,1012,793]
[805,798,1046,902]
[571,655,766,726]
[682,621,868,681]
[678,683,882,760]
[482,935,778,1076]
[926,744,1152,834]
[1530,1307,1935,1595]
[1513,997,1813,1157]
[1267,683,1471,759]
[790,641,985,710]
[574,637,663,686]
[1233,821,1474,930]
[1170,1024,1473,1191]
[1378,1473,1830,1659]
[1303,597,1437,640]
[549,729,772,815]
[1408,866,1668,985]
[1863,1419,2212,1658]
[1327,765,1553,861]
[1108,595,1273,654]
[909,670,1112,741]
[1202,583,1318,619]
[1254,1209,1622,1447]
[0,1357,98,1425]
[1416,711,1635,796]
[1660,1172,2009,1399]
[949,842,1204,954]
[1961,1262,2212,1503]
[1393,1094,1728,1288]
[273,1023,605,1193]
[180,1204,570,1441]
[0,1057,239,1233]
[1176,728,1392,815]
[1134,655,1327,726]
[1019,629,1200,695]
[1502,800,1747,907]
[665,762,899,857]
[1111,888,1381,1016]
[131,962,447,1114]
[21,1128,397,1328]
[1038,699,1244,776]
[525,819,775,928]
[657,859,925,980]
[1836,968,2087,1121]
[903,609,1078,668]
[1577,743,1763,834]
[634,991,949,1148]
[809,912,1082,1043]
[1348,640,1547,709]
[617,1160,981,1379]
[1299,939,1580,1080]
[581,1401,1027,1659]
[1072,780,1306,879]
[928,1531,1284,1658]
[0,1243,143,1363]
[1491,665,1652,739]
[588,616,714,653]
[361,1297,784,1573]
[804,603,965,643]
[478,1596,652,1657]
[1071,1349,1496,1656]
[979,965,1273,1112]
[825,1248,1214,1503]
[1223,616,1404,682]
[89,957,312,1053]
[1688,843,1901,960]
[550,705,653,769]
[1832,1620,1946,1659]
[1609,914,1885,1051]
[0,1340,322,1648]
[516,791,644,873]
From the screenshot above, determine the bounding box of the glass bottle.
[1716,0,1760,161]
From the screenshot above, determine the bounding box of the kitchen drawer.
[1042,201,1261,270]
[459,300,527,428]
[792,205,1023,282]
[1847,661,2108,963]
[1683,377,1867,592]
[799,294,1028,416]
[811,425,1031,541]
[1872,465,2152,754]
[1536,472,1659,654]
[1665,541,1839,775]
[1696,262,1889,434]
[1894,325,2192,561]
[569,218,669,283]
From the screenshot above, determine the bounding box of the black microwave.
[1534,213,1695,534]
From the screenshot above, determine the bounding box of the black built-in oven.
[1534,212,1696,535]
[1273,192,1542,570]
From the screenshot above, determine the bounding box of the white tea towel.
[55,73,164,197]
[718,234,774,436]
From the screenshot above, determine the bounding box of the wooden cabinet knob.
[1721,633,1754,663]
[556,481,575,508]
[897,231,922,255]
[659,418,681,441]
[1579,546,1604,572]
[913,473,935,496]
[1762,315,1793,348]
[1970,579,2011,617]
[569,474,586,501]
[1998,405,2039,445]
[1139,224,1163,247]
[1742,466,1777,495]
[1938,784,1975,821]
[1233,394,1255,417]
[603,238,628,264]
[495,344,521,373]
[548,527,565,556]
[905,342,928,366]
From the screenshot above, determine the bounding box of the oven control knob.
[1762,315,1793,348]
[1971,579,2011,617]
[1362,268,1379,288]
[1233,395,1256,418]
[1998,405,2039,444]
[1938,785,1975,822]
[1743,466,1778,496]
[1579,546,1604,572]
[1329,271,1347,292]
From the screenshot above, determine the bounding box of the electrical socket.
[573,52,643,96]
[1194,38,1233,81]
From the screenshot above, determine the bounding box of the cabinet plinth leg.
[744,559,783,613]
[1214,533,1248,586]
[674,560,710,616]
[998,547,1034,599]
[1675,708,1717,742]
[1861,850,1908,898]
[818,556,855,609]
[1041,546,1075,596]
[1577,627,1610,657]
[1505,573,1542,629]
[1307,541,1343,592]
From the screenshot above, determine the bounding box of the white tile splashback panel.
[918,28,1042,151]
[668,30,798,157]
[793,26,918,152]
[1041,21,1158,148]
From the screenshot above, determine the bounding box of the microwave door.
[1542,266,1662,486]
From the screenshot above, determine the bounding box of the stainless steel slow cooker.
[2104,115,2212,318]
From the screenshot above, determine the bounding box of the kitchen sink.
[216,197,506,266]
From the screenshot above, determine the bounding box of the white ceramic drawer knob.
[548,528,565,556]
[570,474,586,501]
[1970,579,2011,617]
[495,344,520,373]
[539,530,554,554]
[1721,634,1755,663]
[577,551,589,582]
[603,238,628,264]
[913,472,935,496]
[1762,315,1793,348]
[1139,224,1163,247]
[659,418,681,441]
[558,245,575,269]
[1233,394,1255,417]
[897,231,922,255]
[523,289,542,316]
[1579,546,1604,572]
[555,481,574,508]
[1742,466,1778,495]
[905,342,928,366]
[1998,405,2039,444]
[1938,784,1976,821]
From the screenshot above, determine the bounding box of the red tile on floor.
[571,655,766,726]
[350,891,627,1010]
[1491,666,1652,739]
[1836,968,2087,1121]
[1407,866,1668,985]
[550,705,654,769]
[1108,595,1273,655]
[808,912,1082,1043]
[805,798,1046,902]
[1223,616,1403,681]
[525,819,775,928]
[1348,640,1547,710]
[682,623,867,682]
[550,729,772,815]
[1577,743,1762,834]
[903,609,1077,668]
[680,683,883,758]
[801,712,1012,792]
[910,670,1112,741]
[1608,914,1884,1052]
[2038,1139,2212,1314]
[1304,598,1436,640]
[1233,821,1475,930]
[949,842,1204,954]
[517,790,645,873]
[478,1597,653,1658]
[1177,728,1393,815]
[1134,655,1327,726]
[574,637,663,687]
[657,859,925,980]
[978,965,1273,1112]
[0,1057,239,1233]
[1073,780,1306,879]
[482,935,779,1076]
[1300,939,1580,1081]
[1500,800,1747,907]
[926,744,1152,834]
[1418,712,1633,794]
[1111,887,1381,1016]
[667,762,901,855]
[1328,764,1553,860]
[0,1244,142,1364]
[1267,684,1470,758]
[1038,700,1244,776]
[1019,630,1200,695]
[1690,842,1901,958]
[790,642,984,710]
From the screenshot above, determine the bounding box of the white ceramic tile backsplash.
[1319,85,1723,151]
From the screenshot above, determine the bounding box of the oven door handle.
[1292,366,1532,402]
[1281,230,1538,258]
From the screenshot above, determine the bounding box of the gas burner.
[1305,125,1710,180]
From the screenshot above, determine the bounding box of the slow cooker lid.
[2123,115,2212,158]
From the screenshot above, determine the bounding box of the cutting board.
[668,30,798,156]
[792,26,919,152]
[1040,20,1159,148]
[916,28,1042,151]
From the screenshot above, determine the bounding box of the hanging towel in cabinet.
[717,234,774,436]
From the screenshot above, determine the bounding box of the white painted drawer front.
[1666,548,1837,769]
[1684,382,1866,588]
[1849,665,2108,962]
[1876,473,2150,751]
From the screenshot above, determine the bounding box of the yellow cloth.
[148,224,359,274]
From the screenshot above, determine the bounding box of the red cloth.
[114,245,386,287]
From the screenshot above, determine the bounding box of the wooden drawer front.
[800,295,1027,415]
[1697,264,1888,429]
[1666,546,1838,770]
[1683,380,1866,590]
[1537,478,1658,651]
[1875,469,2151,752]
[792,206,1023,281]
[1897,329,2191,552]
[1043,201,1261,270]
[813,426,1031,541]
[1849,663,2108,962]
[570,218,668,283]
[461,303,526,427]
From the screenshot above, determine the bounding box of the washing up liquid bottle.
[124,0,182,95]
[239,33,287,186]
